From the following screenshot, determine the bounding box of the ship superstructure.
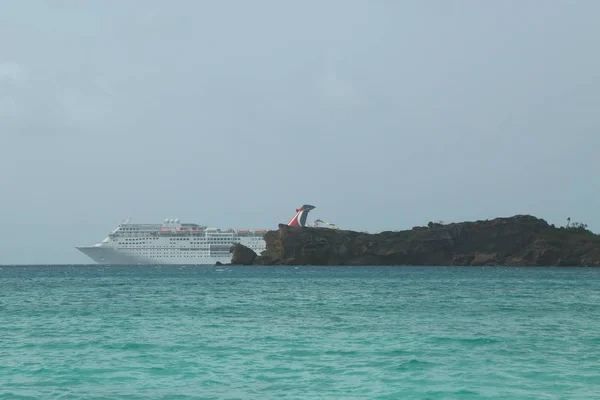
[76,218,267,265]
[288,204,339,229]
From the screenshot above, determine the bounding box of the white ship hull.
[76,218,267,265]
[75,246,236,265]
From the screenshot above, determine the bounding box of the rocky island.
[229,215,600,267]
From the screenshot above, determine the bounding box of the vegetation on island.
[560,217,594,235]
[425,217,596,236]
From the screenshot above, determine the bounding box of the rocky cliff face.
[229,243,257,265]
[254,215,600,266]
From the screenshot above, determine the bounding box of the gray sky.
[1,0,599,264]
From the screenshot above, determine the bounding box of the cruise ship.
[76,218,268,265]
[76,205,335,265]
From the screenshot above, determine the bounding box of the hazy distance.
[1,0,599,264]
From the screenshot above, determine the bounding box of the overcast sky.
[1,0,599,264]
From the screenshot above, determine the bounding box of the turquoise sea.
[1,265,599,399]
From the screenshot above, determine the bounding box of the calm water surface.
[1,265,599,399]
